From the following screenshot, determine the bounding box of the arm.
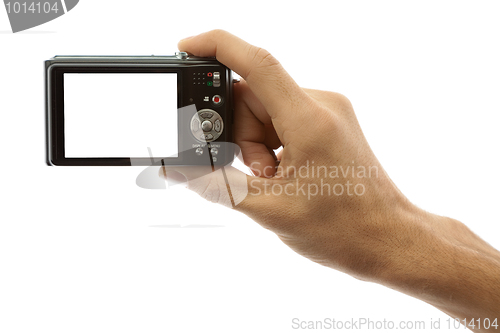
[384,211,500,325]
[164,30,500,331]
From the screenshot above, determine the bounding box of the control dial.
[190,109,224,142]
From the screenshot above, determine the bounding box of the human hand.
[167,29,411,280]
[160,30,500,328]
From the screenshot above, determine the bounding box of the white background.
[1,1,499,333]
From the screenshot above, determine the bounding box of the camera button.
[214,119,221,133]
[200,112,213,119]
[191,118,200,132]
[201,120,213,132]
[210,148,218,155]
[175,52,188,60]
[212,95,222,105]
[213,72,221,87]
[195,147,204,155]
[191,109,223,143]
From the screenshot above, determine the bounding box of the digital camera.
[45,53,234,166]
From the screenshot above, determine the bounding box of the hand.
[171,29,414,279]
[160,30,500,330]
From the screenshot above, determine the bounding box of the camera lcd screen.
[63,73,178,158]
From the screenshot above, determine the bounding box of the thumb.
[159,165,256,209]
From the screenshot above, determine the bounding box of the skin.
[161,30,500,331]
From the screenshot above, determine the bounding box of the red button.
[207,72,213,77]
[212,95,222,104]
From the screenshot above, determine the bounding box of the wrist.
[379,207,500,322]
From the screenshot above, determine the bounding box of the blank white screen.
[64,73,178,158]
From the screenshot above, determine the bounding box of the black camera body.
[45,53,234,166]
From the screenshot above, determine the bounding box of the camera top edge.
[45,53,223,66]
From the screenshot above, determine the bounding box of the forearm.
[381,209,500,331]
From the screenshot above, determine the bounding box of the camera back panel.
[45,54,234,166]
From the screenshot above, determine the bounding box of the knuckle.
[323,91,353,111]
[304,89,354,117]
[245,46,281,79]
[334,92,353,110]
[253,47,279,69]
[208,29,228,39]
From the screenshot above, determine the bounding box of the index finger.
[178,30,311,122]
